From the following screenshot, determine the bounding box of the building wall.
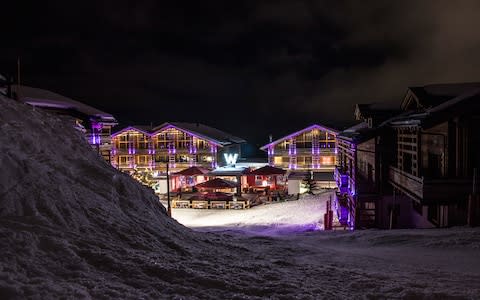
[268,128,337,170]
[390,115,479,228]
[111,127,224,173]
[357,138,376,184]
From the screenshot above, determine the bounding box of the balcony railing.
[389,166,423,200]
[334,167,349,194]
[389,166,472,203]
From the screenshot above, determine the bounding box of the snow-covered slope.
[1,95,480,299]
[172,194,328,234]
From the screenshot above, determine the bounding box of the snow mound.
[1,95,480,299]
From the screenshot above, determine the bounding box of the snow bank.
[172,194,328,234]
[1,95,479,299]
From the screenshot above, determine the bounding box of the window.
[367,163,373,182]
[138,135,149,149]
[155,155,168,163]
[426,152,443,178]
[119,156,132,165]
[176,154,189,163]
[137,155,149,165]
[402,153,412,174]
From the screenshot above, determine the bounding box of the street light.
[166,160,172,217]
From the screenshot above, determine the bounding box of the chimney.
[269,134,273,143]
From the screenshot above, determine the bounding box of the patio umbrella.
[249,165,286,176]
[195,178,237,189]
[173,166,210,176]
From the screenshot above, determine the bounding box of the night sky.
[2,1,480,147]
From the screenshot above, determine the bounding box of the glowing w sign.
[224,153,238,165]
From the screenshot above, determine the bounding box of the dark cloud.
[2,1,480,147]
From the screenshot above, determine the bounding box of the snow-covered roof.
[403,82,480,110]
[111,125,153,137]
[260,124,339,150]
[207,166,250,176]
[11,85,117,123]
[153,122,246,146]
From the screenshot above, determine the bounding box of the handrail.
[389,166,423,183]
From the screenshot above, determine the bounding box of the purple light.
[153,124,222,147]
[260,124,339,150]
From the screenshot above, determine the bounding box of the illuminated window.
[321,156,334,165]
[274,156,283,164]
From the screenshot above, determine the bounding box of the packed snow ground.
[171,193,329,234]
[1,95,480,299]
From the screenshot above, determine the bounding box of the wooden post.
[468,168,477,226]
[328,195,333,230]
[16,57,21,101]
[166,162,172,217]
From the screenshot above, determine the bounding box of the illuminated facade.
[111,122,245,173]
[260,124,338,171]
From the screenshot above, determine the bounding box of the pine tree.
[302,172,315,194]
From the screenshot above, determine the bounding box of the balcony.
[388,166,423,200]
[389,166,472,203]
[334,167,350,195]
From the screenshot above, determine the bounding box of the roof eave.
[260,124,339,150]
[152,123,224,147]
[112,126,152,137]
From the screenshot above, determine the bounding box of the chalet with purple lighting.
[110,122,246,173]
[260,124,338,171]
[11,85,117,161]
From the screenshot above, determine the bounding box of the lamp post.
[166,161,172,217]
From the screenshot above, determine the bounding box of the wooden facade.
[336,121,396,229]
[111,123,245,173]
[260,124,338,171]
[338,83,480,229]
[389,117,480,227]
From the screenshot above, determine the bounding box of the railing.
[334,167,349,191]
[389,166,423,200]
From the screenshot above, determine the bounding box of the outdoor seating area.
[165,165,298,209]
[172,192,251,209]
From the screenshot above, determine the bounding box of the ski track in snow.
[1,95,480,299]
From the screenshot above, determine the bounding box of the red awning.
[195,178,237,189]
[174,166,210,176]
[249,165,286,176]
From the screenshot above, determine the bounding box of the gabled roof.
[260,124,339,150]
[401,82,480,111]
[354,103,400,124]
[12,85,117,123]
[249,165,286,176]
[391,89,480,128]
[111,125,152,137]
[173,166,211,176]
[337,122,375,144]
[152,122,246,147]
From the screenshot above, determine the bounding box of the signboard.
[224,153,238,166]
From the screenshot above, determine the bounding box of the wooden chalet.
[110,122,246,173]
[336,104,398,229]
[388,83,480,227]
[260,124,338,171]
[337,83,480,229]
